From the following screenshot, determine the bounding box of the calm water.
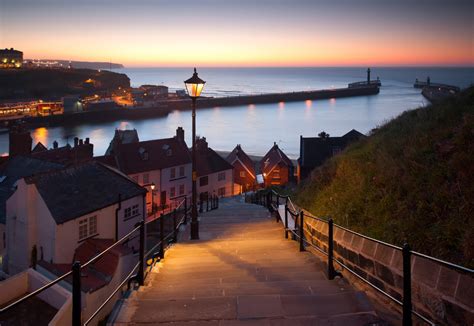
[1,67,472,158]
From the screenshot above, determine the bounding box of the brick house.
[260,143,294,187]
[226,144,256,193]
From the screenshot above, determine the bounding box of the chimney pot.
[74,137,79,147]
[85,137,90,144]
[53,141,58,149]
[79,139,84,145]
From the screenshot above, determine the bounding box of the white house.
[5,161,146,275]
[196,137,234,199]
[96,127,192,213]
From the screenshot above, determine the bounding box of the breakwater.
[23,85,379,127]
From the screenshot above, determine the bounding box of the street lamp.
[184,68,206,240]
[150,183,156,215]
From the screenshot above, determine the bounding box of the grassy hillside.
[295,87,474,268]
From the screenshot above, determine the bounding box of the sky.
[0,0,473,67]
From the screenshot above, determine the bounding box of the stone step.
[123,292,374,324]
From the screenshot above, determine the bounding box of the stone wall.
[300,211,474,325]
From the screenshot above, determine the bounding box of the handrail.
[0,198,199,324]
[249,189,474,326]
[82,224,141,269]
[83,262,140,325]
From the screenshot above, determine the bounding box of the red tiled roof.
[38,239,132,293]
[226,145,256,177]
[113,137,191,174]
[260,144,293,175]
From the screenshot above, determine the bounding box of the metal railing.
[246,189,474,326]
[0,197,195,325]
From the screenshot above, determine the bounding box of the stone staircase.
[111,196,381,325]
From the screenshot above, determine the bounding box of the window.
[170,187,176,198]
[179,184,185,195]
[273,171,280,179]
[79,216,97,241]
[143,173,149,184]
[179,166,185,177]
[89,216,97,235]
[218,172,226,181]
[124,204,140,220]
[199,176,208,187]
[218,187,225,196]
[240,171,246,177]
[79,219,88,240]
[170,168,176,179]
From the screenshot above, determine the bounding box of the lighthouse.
[367,68,371,84]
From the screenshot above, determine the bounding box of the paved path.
[113,197,380,325]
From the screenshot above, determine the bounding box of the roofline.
[231,157,256,179]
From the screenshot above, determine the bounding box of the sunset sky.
[1,0,473,67]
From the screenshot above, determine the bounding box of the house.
[5,161,146,275]
[226,144,256,193]
[96,127,191,213]
[196,137,234,199]
[260,143,294,187]
[297,129,365,182]
[0,156,64,269]
[30,137,94,165]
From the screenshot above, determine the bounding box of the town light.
[184,68,206,98]
[184,68,206,240]
[150,183,155,190]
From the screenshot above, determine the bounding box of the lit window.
[179,184,185,195]
[170,168,176,179]
[218,172,226,181]
[179,166,185,177]
[240,171,246,177]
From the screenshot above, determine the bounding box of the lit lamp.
[184,68,206,240]
[150,183,156,215]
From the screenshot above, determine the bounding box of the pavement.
[111,196,382,326]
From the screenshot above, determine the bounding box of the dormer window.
[139,147,149,161]
[162,144,172,156]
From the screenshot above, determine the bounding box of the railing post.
[159,213,164,259]
[184,197,188,224]
[299,211,305,252]
[72,261,81,326]
[284,204,289,239]
[199,196,203,213]
[402,243,412,326]
[206,195,209,212]
[328,218,336,280]
[173,209,178,243]
[137,220,145,286]
[216,196,219,209]
[276,194,280,208]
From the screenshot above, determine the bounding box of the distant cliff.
[26,59,124,69]
[0,68,130,100]
[295,87,474,268]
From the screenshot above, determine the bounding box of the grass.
[295,87,474,268]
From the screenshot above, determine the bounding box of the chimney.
[9,125,32,157]
[176,127,184,142]
[74,137,79,147]
[79,139,84,146]
[274,142,277,147]
[197,137,208,151]
[85,138,90,144]
[53,140,58,149]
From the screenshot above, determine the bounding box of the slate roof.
[25,161,146,224]
[197,140,233,177]
[299,129,365,168]
[260,143,293,175]
[0,156,64,224]
[112,137,191,175]
[226,145,256,178]
[105,129,139,155]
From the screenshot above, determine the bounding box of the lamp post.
[184,68,206,240]
[150,183,155,216]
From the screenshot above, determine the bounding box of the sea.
[1,67,472,158]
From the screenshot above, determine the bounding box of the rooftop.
[25,161,146,224]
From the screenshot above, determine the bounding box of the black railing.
[246,189,474,326]
[0,196,194,325]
